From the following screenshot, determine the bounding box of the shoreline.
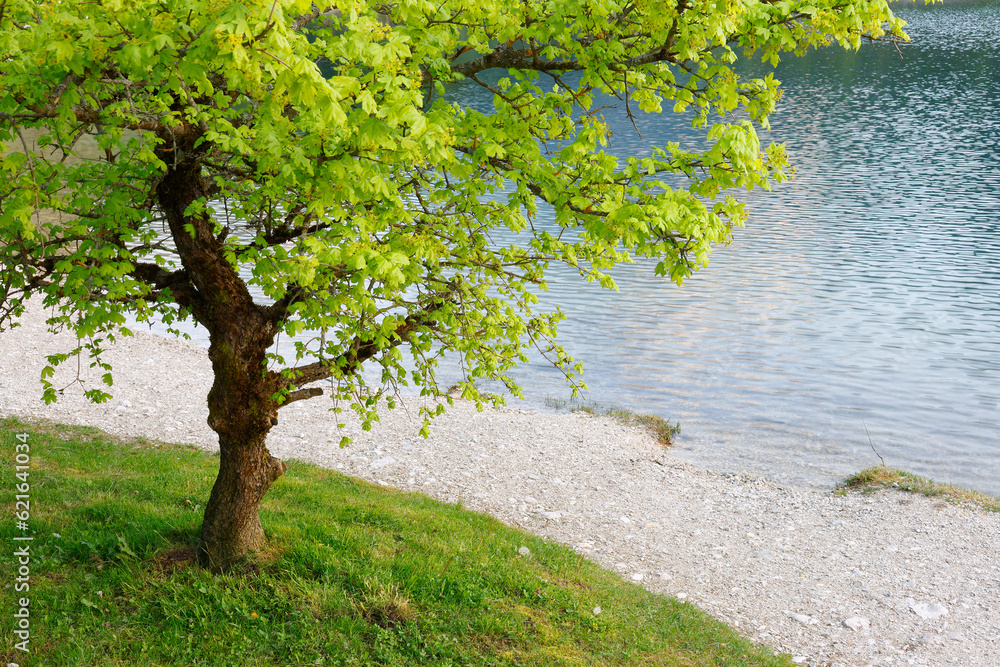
[2,303,998,666]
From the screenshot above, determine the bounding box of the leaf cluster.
[0,0,918,426]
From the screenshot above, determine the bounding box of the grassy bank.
[1,417,790,666]
[840,466,1000,512]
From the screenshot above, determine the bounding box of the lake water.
[122,0,999,493]
[501,0,1000,493]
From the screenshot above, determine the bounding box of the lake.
[114,0,998,493]
[500,0,1000,493]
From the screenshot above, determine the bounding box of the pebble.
[911,602,948,620]
[842,616,870,631]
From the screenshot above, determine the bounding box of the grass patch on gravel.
[574,405,680,447]
[544,398,680,446]
[840,466,1000,512]
[1,416,789,666]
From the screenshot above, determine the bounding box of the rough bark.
[198,432,286,568]
[154,135,288,570]
[197,323,286,569]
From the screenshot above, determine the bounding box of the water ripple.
[508,0,1000,493]
[128,0,1000,494]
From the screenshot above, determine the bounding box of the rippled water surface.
[495,0,1000,493]
[129,1,999,493]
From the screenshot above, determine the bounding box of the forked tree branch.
[274,289,457,408]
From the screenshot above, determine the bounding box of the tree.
[1,0,911,569]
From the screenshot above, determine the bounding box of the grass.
[0,416,790,666]
[839,466,1000,512]
[571,403,680,447]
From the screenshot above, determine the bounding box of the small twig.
[259,48,293,69]
[861,415,885,467]
[15,127,42,229]
[624,70,643,139]
[256,0,279,41]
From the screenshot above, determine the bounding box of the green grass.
[0,416,790,667]
[839,466,1000,512]
[572,404,680,447]
[542,397,680,447]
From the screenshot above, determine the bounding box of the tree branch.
[129,263,203,311]
[283,387,324,406]
[276,289,457,405]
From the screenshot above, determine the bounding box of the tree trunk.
[197,322,286,570]
[152,139,288,570]
[196,334,287,569]
[198,431,286,569]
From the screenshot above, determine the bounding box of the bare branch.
[279,288,457,395]
[282,386,324,406]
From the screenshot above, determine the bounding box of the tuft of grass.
[544,397,680,446]
[0,415,789,667]
[357,579,416,629]
[542,396,570,411]
[574,404,681,447]
[839,466,1000,512]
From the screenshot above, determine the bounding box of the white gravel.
[2,301,998,667]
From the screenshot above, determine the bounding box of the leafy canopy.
[0,0,912,433]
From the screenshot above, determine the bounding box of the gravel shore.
[2,302,998,666]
